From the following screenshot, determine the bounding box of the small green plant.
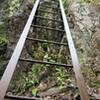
[0,37,8,46]
[44,53,56,62]
[56,68,66,86]
[31,64,39,84]
[43,53,56,70]
[32,88,38,96]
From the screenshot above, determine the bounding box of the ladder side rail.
[0,0,40,99]
[59,0,89,100]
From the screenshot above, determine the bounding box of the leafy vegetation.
[0,22,7,35]
[4,0,21,17]
[0,36,8,61]
[56,68,66,88]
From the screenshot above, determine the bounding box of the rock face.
[67,0,100,88]
[38,87,62,97]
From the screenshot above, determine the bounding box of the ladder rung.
[35,16,63,23]
[5,95,43,100]
[27,37,67,46]
[42,1,58,5]
[38,9,60,14]
[39,6,60,12]
[39,5,58,9]
[40,5,57,10]
[19,58,73,68]
[32,25,65,32]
